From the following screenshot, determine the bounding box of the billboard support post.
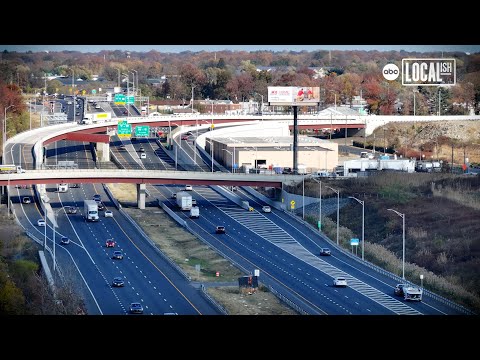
[293,106,298,173]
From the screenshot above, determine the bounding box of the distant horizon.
[2,45,480,54]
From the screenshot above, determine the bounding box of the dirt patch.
[206,286,298,315]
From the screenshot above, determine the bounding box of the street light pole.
[3,104,15,164]
[349,196,365,260]
[312,177,322,231]
[192,84,197,165]
[302,175,305,220]
[387,208,406,280]
[327,186,340,245]
[223,149,233,173]
[413,89,418,116]
[206,139,214,172]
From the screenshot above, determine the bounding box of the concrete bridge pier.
[97,143,110,162]
[137,183,146,209]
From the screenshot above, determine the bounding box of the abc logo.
[382,64,400,81]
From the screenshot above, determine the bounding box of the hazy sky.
[2,45,479,53]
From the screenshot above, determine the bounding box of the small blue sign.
[350,238,360,246]
[233,163,238,169]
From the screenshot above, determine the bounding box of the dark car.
[139,146,145,152]
[106,239,116,248]
[93,194,101,203]
[282,167,293,174]
[60,236,71,245]
[119,144,126,151]
[112,250,123,260]
[129,302,144,314]
[22,196,31,204]
[123,110,128,115]
[394,284,406,297]
[215,226,226,234]
[181,135,189,140]
[319,248,331,256]
[97,202,105,211]
[112,277,125,287]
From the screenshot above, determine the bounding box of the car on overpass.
[37,219,46,227]
[215,226,226,234]
[60,236,71,245]
[262,206,271,213]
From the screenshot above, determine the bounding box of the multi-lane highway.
[4,116,474,315]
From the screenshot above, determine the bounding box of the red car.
[181,135,189,140]
[105,239,116,248]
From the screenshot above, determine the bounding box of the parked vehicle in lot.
[37,219,46,227]
[215,226,226,234]
[60,236,71,245]
[333,277,348,287]
[105,239,116,248]
[319,248,331,256]
[112,277,125,287]
[112,250,124,260]
[262,205,271,213]
[22,196,31,204]
[129,302,144,314]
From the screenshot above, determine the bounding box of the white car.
[140,153,146,159]
[105,210,113,218]
[333,277,348,287]
[184,185,193,191]
[37,219,46,227]
[22,197,32,204]
[262,206,271,213]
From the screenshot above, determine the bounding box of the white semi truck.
[84,200,99,222]
[176,191,192,211]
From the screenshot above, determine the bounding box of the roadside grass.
[295,172,480,313]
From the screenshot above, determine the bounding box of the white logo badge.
[383,64,400,81]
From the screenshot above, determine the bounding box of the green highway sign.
[114,94,126,105]
[117,120,132,137]
[135,125,150,137]
[126,96,135,104]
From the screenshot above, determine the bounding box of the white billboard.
[268,86,320,106]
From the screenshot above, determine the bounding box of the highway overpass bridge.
[0,169,302,208]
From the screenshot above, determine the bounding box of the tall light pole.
[117,68,120,87]
[311,177,322,231]
[327,186,340,245]
[420,274,424,289]
[3,104,15,164]
[192,84,197,165]
[387,208,406,280]
[223,149,233,173]
[206,138,214,172]
[349,196,365,260]
[302,175,305,220]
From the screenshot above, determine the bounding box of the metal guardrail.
[246,188,476,315]
[199,284,228,315]
[268,286,308,315]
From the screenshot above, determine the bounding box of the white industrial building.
[206,136,338,173]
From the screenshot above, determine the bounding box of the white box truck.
[0,164,26,174]
[176,191,192,211]
[84,200,99,222]
[190,206,199,218]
